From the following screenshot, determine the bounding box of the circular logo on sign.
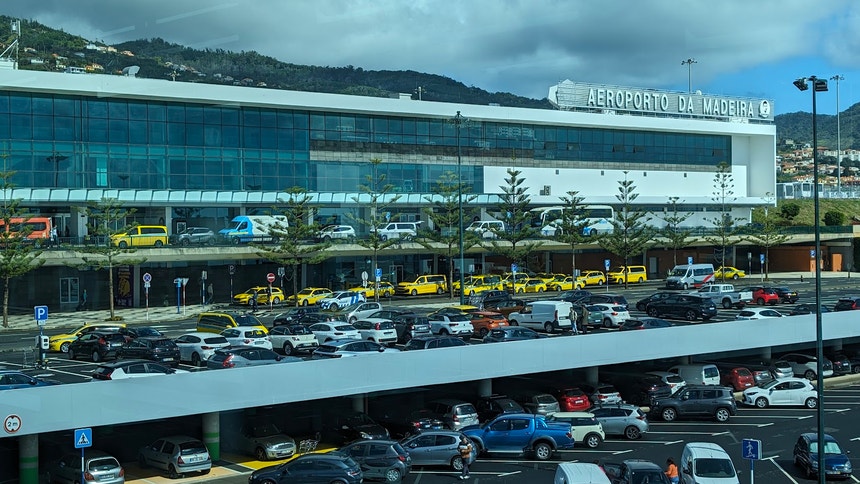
[759,100,771,118]
[4,415,21,434]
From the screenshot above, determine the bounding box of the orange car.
[468,311,510,338]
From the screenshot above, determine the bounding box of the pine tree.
[553,191,592,279]
[489,168,543,275]
[703,162,744,282]
[747,203,790,280]
[658,197,697,268]
[598,172,654,289]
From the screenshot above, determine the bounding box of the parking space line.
[648,431,726,435]
[731,415,812,419]
[764,456,799,484]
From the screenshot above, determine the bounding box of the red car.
[720,366,755,391]
[751,287,780,306]
[552,387,592,411]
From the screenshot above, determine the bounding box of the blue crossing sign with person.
[74,428,92,449]
[742,438,761,460]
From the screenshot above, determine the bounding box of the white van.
[680,442,739,484]
[374,221,421,241]
[466,220,505,239]
[554,462,611,484]
[666,263,715,290]
[668,364,721,386]
[508,300,573,333]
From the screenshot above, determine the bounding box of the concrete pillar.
[352,395,366,413]
[202,412,220,461]
[831,340,843,352]
[759,347,772,362]
[677,355,691,365]
[477,379,493,397]
[585,366,598,386]
[19,434,38,484]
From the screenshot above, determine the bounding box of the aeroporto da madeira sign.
[549,79,774,122]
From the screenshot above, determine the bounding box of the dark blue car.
[793,432,853,479]
[0,370,55,390]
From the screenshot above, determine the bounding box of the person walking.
[458,435,473,480]
[250,290,258,312]
[580,304,590,334]
[76,289,88,311]
[569,305,578,335]
[207,283,214,305]
[665,457,679,484]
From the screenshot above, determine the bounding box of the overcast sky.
[3,0,859,115]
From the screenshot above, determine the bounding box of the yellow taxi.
[547,275,585,291]
[607,265,647,284]
[453,275,504,296]
[501,273,529,292]
[232,286,286,305]
[536,273,564,284]
[396,274,448,296]
[49,322,127,353]
[349,281,395,298]
[577,271,607,286]
[714,266,746,280]
[286,287,334,306]
[511,278,548,293]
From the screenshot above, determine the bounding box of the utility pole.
[831,75,844,194]
[681,58,697,93]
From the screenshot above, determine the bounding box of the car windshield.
[234,314,263,326]
[448,314,469,322]
[810,441,845,455]
[694,458,736,478]
[535,394,556,404]
[251,423,282,437]
[334,325,355,331]
[179,441,208,455]
[346,413,373,426]
[757,379,780,389]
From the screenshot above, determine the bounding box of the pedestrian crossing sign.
[74,428,92,449]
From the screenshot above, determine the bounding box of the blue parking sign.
[34,305,48,322]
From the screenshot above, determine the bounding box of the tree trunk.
[2,276,8,328]
[292,265,299,308]
[108,264,115,319]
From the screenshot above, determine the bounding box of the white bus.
[530,205,614,237]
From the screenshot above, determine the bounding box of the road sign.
[267,272,276,283]
[511,263,518,273]
[277,267,285,277]
[742,438,761,460]
[3,415,21,434]
[760,254,765,264]
[74,428,93,449]
[34,305,48,326]
[810,249,816,258]
[361,271,369,282]
[604,259,610,270]
[142,272,152,283]
[228,264,236,275]
[375,268,382,280]
[687,256,694,265]
[144,282,151,289]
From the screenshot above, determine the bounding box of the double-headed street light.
[452,111,467,305]
[793,74,828,484]
[681,58,697,93]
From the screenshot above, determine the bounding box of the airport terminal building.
[0,69,778,309]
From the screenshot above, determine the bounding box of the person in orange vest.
[665,457,679,484]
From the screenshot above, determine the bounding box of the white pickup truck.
[690,284,752,309]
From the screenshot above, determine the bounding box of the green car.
[578,305,605,330]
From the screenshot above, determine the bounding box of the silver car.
[232,422,297,461]
[426,399,479,431]
[138,435,211,478]
[401,430,475,471]
[173,332,230,366]
[589,403,649,440]
[312,339,400,359]
[47,451,125,484]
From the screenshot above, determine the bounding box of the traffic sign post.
[687,256,694,265]
[742,438,762,484]
[266,273,276,310]
[604,259,611,292]
[75,428,93,484]
[511,263,518,287]
[760,253,766,282]
[34,306,48,367]
[201,270,208,308]
[142,273,152,319]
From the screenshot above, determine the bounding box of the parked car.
[546,411,605,448]
[575,304,606,330]
[718,366,755,391]
[644,371,686,393]
[427,312,474,339]
[462,413,575,460]
[372,409,447,438]
[317,224,356,242]
[466,289,512,310]
[589,304,631,328]
[736,307,787,320]
[645,294,717,322]
[91,360,188,380]
[579,382,623,405]
[267,323,319,356]
[247,453,362,484]
[308,322,361,344]
[714,266,746,280]
[137,435,211,478]
[48,322,127,353]
[603,459,670,484]
[339,439,412,483]
[68,331,126,362]
[170,226,216,246]
[351,319,398,345]
[649,384,737,422]
[286,287,334,306]
[833,296,860,311]
[635,292,675,311]
[468,311,509,337]
[750,286,780,305]
[319,290,365,311]
[515,391,561,416]
[47,451,125,484]
[824,351,853,375]
[580,293,629,309]
[312,339,400,359]
[118,326,165,340]
[578,271,607,286]
[0,370,56,390]
[619,317,673,331]
[339,301,384,324]
[228,422,296,461]
[772,285,800,303]
[793,432,853,480]
[474,394,525,422]
[789,304,831,316]
[272,307,321,325]
[551,386,593,412]
[117,336,181,367]
[557,289,594,304]
[172,332,229,367]
[401,430,475,471]
[680,441,739,484]
[484,298,528,317]
[426,399,480,431]
[780,353,834,380]
[742,377,818,408]
[403,335,469,350]
[350,281,396,299]
[482,326,547,343]
[589,402,649,440]
[206,346,300,369]
[220,327,273,350]
[604,373,672,406]
[233,286,285,305]
[327,411,390,444]
[295,312,347,326]
[365,308,432,343]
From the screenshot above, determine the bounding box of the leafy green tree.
[553,191,592,279]
[598,172,654,289]
[417,171,479,300]
[257,187,332,306]
[703,162,745,282]
[73,198,146,320]
[747,205,790,280]
[657,197,697,268]
[489,168,543,274]
[0,170,45,328]
[346,158,402,301]
[780,202,801,221]
[823,210,845,226]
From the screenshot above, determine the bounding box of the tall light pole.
[453,111,467,305]
[831,75,844,193]
[46,152,69,187]
[793,75,828,484]
[681,58,697,93]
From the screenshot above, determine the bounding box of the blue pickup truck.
[462,413,574,461]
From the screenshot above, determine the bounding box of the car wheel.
[154,240,164,247]
[168,464,180,479]
[68,348,76,360]
[118,241,128,249]
[603,318,612,328]
[301,299,308,306]
[584,433,602,448]
[440,329,450,336]
[411,289,418,296]
[509,320,518,326]
[544,322,554,333]
[60,342,70,353]
[479,328,489,338]
[283,342,294,356]
[451,456,464,471]
[685,310,698,321]
[138,454,147,468]
[647,307,658,317]
[804,369,816,380]
[682,283,689,290]
[714,407,731,422]
[381,235,388,241]
[852,365,860,374]
[349,316,357,324]
[272,297,281,305]
[732,274,739,280]
[255,447,268,461]
[624,425,641,440]
[330,303,339,311]
[533,442,553,461]
[757,298,765,305]
[323,235,332,242]
[722,299,733,309]
[181,239,190,246]
[191,353,202,367]
[755,397,768,408]
[92,351,101,363]
[207,238,216,246]
[383,468,401,483]
[805,397,818,409]
[661,407,677,422]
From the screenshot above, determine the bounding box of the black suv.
[366,308,432,343]
[117,336,181,367]
[339,439,411,483]
[604,459,671,484]
[67,331,126,362]
[645,294,717,321]
[467,290,511,309]
[557,289,593,304]
[649,385,736,422]
[834,296,860,311]
[248,453,362,484]
[474,394,524,422]
[580,293,629,309]
[771,285,799,303]
[605,373,672,406]
[635,292,675,311]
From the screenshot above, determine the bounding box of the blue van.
[219,215,287,244]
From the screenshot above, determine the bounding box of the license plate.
[163,357,174,361]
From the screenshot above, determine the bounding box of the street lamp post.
[831,75,844,194]
[793,75,828,484]
[681,58,697,93]
[453,111,466,305]
[46,152,69,187]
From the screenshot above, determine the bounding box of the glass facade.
[0,92,731,193]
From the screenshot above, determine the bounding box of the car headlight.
[360,432,372,439]
[811,460,819,469]
[845,461,852,471]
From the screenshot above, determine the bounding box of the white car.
[780,353,834,380]
[545,412,606,448]
[308,322,361,344]
[342,301,383,324]
[312,339,401,359]
[427,313,474,339]
[645,371,686,392]
[736,307,787,320]
[92,360,189,380]
[319,291,366,311]
[351,319,398,345]
[742,377,818,408]
[318,224,356,242]
[220,327,273,350]
[174,331,231,367]
[267,324,319,356]
[590,304,630,328]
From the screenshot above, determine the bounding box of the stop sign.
[266,272,276,283]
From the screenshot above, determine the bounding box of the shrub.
[823,210,845,226]
[780,202,800,220]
